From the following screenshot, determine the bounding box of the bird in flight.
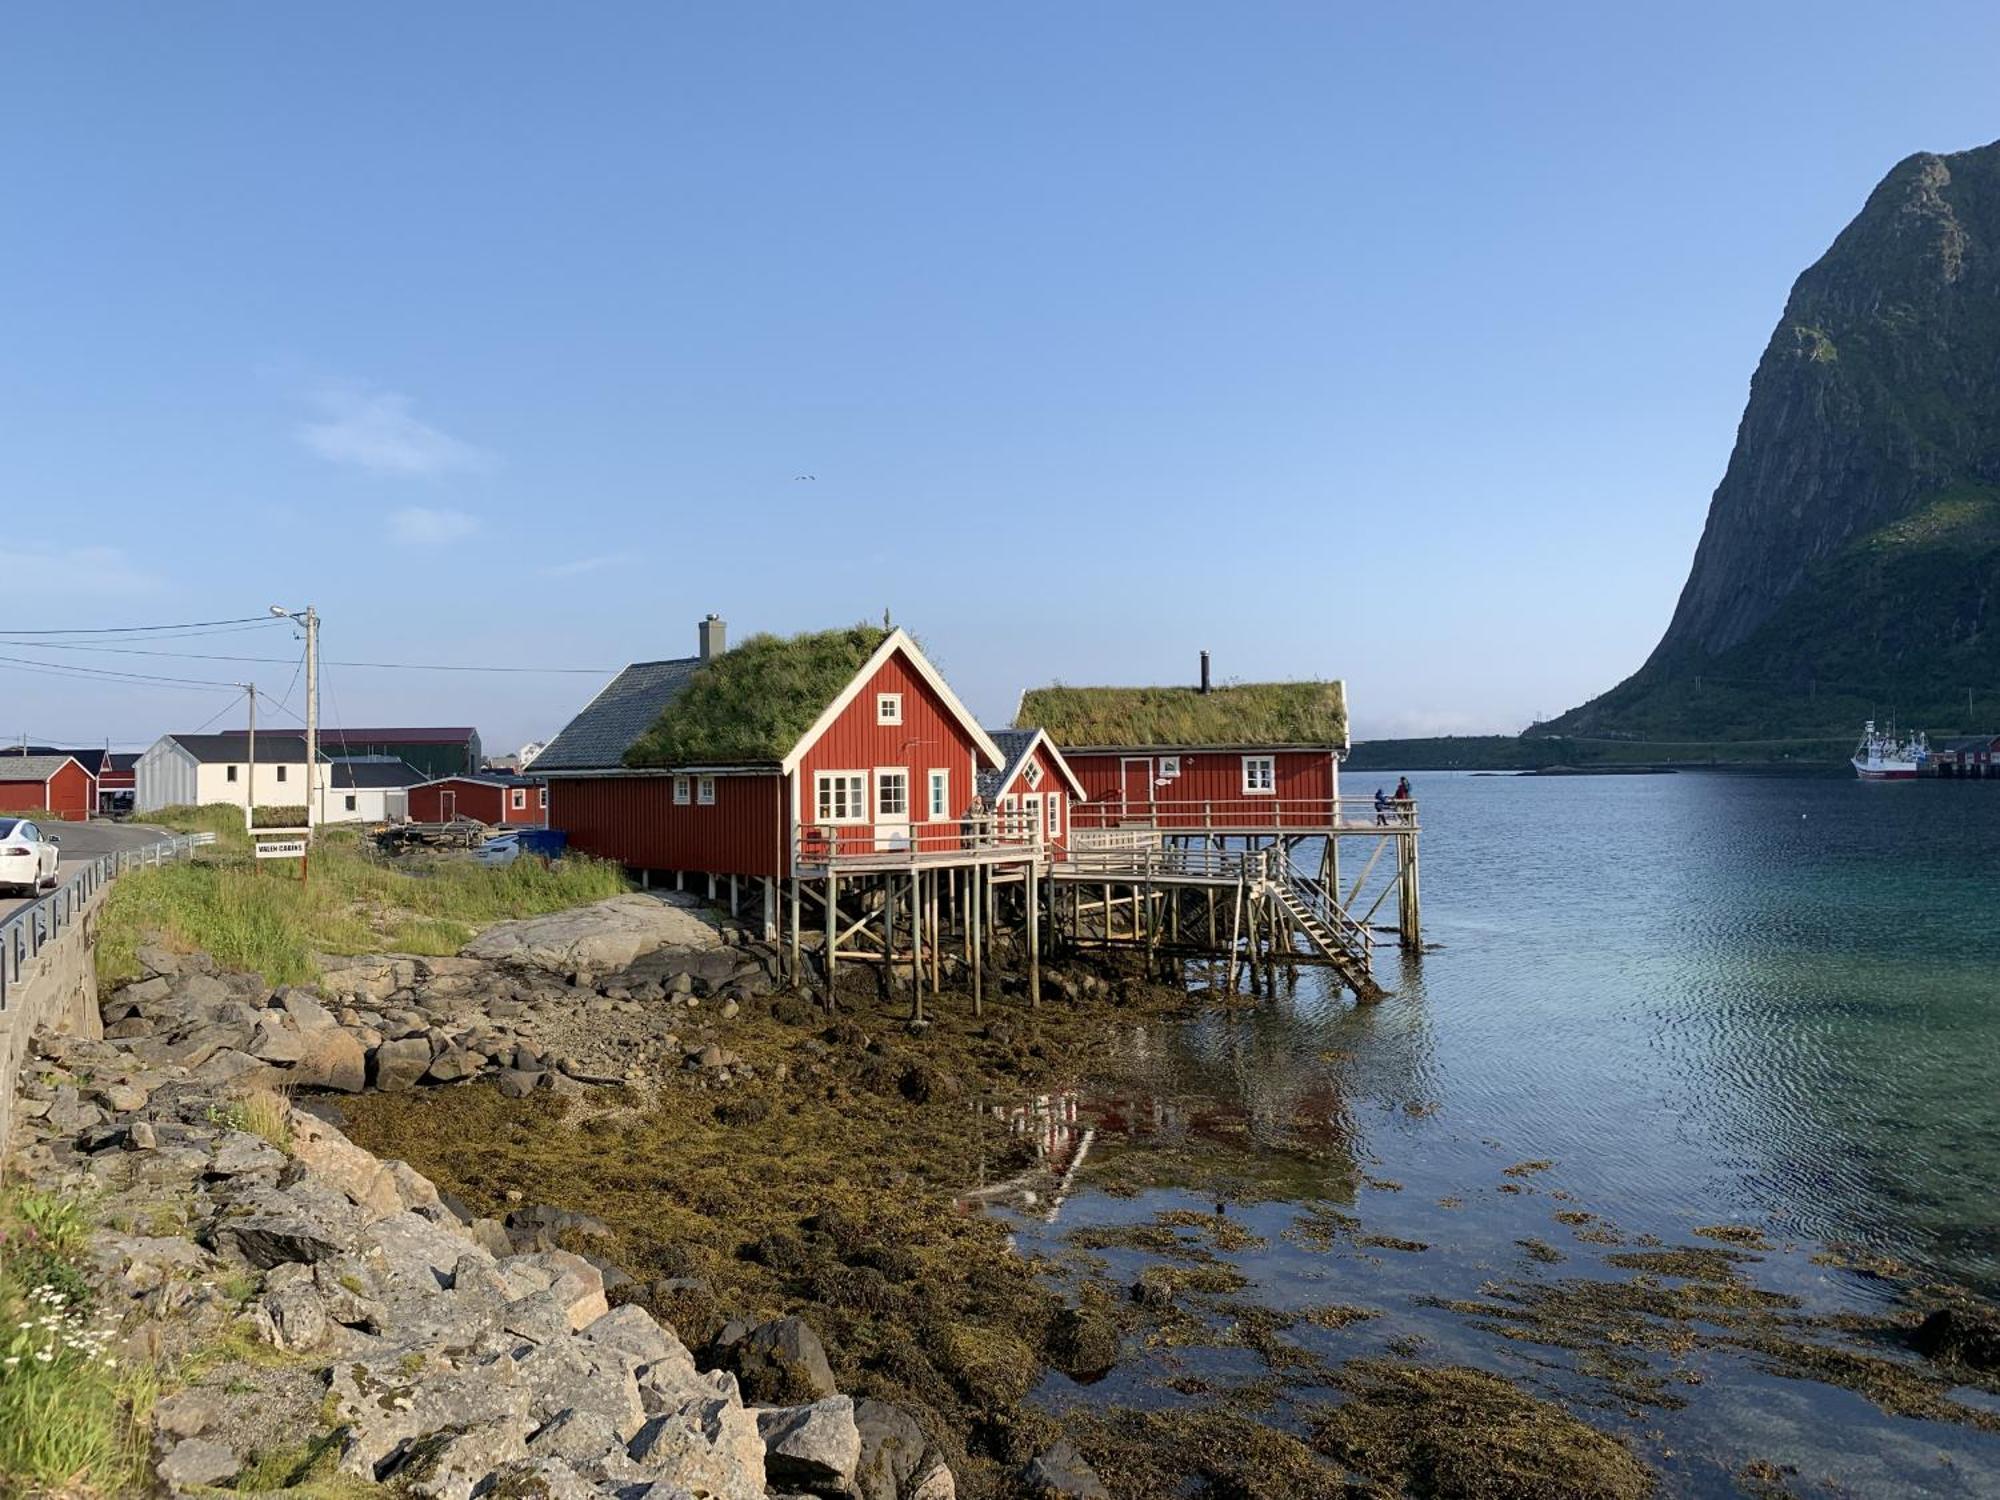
[793,474,816,481]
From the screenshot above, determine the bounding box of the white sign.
[254,839,308,860]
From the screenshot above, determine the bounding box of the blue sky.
[6,3,2000,753]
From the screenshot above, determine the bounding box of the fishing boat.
[1852,721,1928,780]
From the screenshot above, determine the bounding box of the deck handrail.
[1068,794,1416,832]
[0,830,216,1012]
[793,812,1049,872]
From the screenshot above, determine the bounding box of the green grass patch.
[1019,680,1347,749]
[102,810,629,986]
[625,623,890,766]
[0,1188,156,1494]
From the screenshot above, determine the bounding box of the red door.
[1119,757,1153,822]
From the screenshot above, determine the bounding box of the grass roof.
[1019,680,1348,750]
[624,625,891,767]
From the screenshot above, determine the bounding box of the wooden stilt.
[824,870,838,997]
[1027,859,1041,1009]
[788,875,801,982]
[910,872,925,1022]
[729,875,739,916]
[883,874,897,1001]
[1226,879,1245,993]
[928,872,941,991]
[762,876,776,943]
[969,864,983,1018]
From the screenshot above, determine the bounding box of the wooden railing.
[794,813,1049,872]
[1068,795,1416,832]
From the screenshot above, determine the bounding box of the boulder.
[731,1315,837,1404]
[425,1047,478,1083]
[292,1024,367,1093]
[253,1281,329,1351]
[249,1016,306,1064]
[756,1395,862,1493]
[526,1408,629,1467]
[1019,1441,1107,1500]
[398,1419,534,1500]
[207,1132,286,1179]
[157,1437,238,1490]
[372,1037,434,1091]
[328,1351,535,1480]
[151,1389,220,1442]
[484,1458,603,1500]
[582,1304,697,1383]
[626,1392,766,1500]
[1911,1306,2000,1373]
[210,1182,365,1268]
[506,1203,616,1252]
[511,1250,609,1330]
[461,894,722,977]
[852,1397,933,1500]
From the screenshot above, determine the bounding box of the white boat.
[1852,720,1928,780]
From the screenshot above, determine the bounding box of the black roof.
[976,729,1041,800]
[167,733,322,764]
[10,746,110,776]
[329,759,427,790]
[533,657,703,772]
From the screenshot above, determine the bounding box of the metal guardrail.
[0,831,216,1012]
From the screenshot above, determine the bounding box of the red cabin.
[976,729,1085,858]
[0,755,93,821]
[1017,671,1348,834]
[536,619,1006,883]
[409,774,548,827]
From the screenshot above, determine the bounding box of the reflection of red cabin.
[977,729,1085,857]
[409,775,547,827]
[0,755,92,821]
[536,623,1004,880]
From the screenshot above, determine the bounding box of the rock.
[484,1458,602,1500]
[1019,1441,1108,1500]
[128,1120,159,1151]
[372,1036,434,1091]
[583,1304,696,1380]
[468,1218,514,1259]
[398,1419,535,1500]
[911,1460,957,1500]
[495,1068,542,1098]
[756,1395,861,1493]
[329,1351,536,1480]
[852,1397,934,1500]
[461,894,722,977]
[249,1016,306,1064]
[1045,1306,1119,1377]
[158,1437,239,1489]
[190,1049,273,1090]
[425,1047,477,1083]
[513,1250,609,1330]
[211,1182,365,1267]
[208,1132,287,1178]
[96,1081,151,1112]
[512,1337,647,1440]
[527,1408,629,1466]
[626,1392,766,1500]
[152,1389,220,1441]
[364,1211,483,1292]
[506,1203,616,1252]
[292,1024,367,1093]
[731,1315,837,1405]
[123,972,176,1003]
[253,1281,329,1351]
[1911,1306,2000,1373]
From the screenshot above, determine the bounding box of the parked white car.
[0,817,61,896]
[472,832,520,867]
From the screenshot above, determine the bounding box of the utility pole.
[242,681,256,833]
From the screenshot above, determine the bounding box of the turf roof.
[1018,680,1348,750]
[623,624,892,767]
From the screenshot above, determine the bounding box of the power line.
[0,615,280,637]
[0,638,610,674]
[0,655,246,694]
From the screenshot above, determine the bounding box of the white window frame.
[815,770,868,825]
[1022,759,1043,790]
[928,768,950,820]
[539,786,548,809]
[1159,755,1181,779]
[876,693,903,725]
[1242,755,1276,795]
[1046,791,1062,839]
[1022,792,1041,839]
[875,767,909,819]
[672,775,691,805]
[1001,793,1020,836]
[510,787,527,811]
[697,775,716,805]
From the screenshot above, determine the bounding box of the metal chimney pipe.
[1199,650,1211,694]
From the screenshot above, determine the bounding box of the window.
[816,771,868,824]
[1022,759,1043,790]
[510,787,527,811]
[928,768,950,820]
[227,765,239,783]
[276,765,287,783]
[697,776,716,805]
[1047,792,1062,838]
[1023,792,1041,838]
[876,693,902,725]
[1242,755,1276,794]
[1001,794,1020,835]
[673,775,691,805]
[1159,755,1181,779]
[344,795,357,812]
[539,787,548,809]
[876,769,908,818]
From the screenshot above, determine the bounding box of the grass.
[1018,680,1348,749]
[625,623,891,766]
[0,1188,156,1495]
[103,806,630,986]
[208,1086,295,1153]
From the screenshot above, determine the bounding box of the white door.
[874,768,911,850]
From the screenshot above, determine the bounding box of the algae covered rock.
[730,1314,837,1404]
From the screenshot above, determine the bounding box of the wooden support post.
[883,874,897,1000]
[824,871,839,996]
[788,876,801,981]
[674,870,684,892]
[641,869,651,890]
[969,864,983,1018]
[910,872,925,1022]
[729,874,739,916]
[1027,859,1041,1009]
[929,872,941,991]
[1226,879,1245,993]
[762,877,776,943]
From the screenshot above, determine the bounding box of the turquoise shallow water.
[992,771,2000,1497]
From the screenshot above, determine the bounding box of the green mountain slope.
[1545,140,2000,749]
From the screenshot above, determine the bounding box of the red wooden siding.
[411,779,547,826]
[993,740,1074,856]
[0,762,91,821]
[1065,748,1337,829]
[548,773,786,878]
[792,649,987,862]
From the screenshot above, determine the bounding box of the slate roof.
[12,746,110,777]
[107,753,140,774]
[0,754,82,782]
[415,772,544,789]
[222,726,477,745]
[167,733,321,764]
[976,729,1040,801]
[329,759,428,790]
[532,658,704,772]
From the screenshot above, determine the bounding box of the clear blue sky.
[6,3,1999,753]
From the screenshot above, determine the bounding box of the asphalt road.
[0,819,176,923]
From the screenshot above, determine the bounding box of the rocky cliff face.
[1550,138,2000,740]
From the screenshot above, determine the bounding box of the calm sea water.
[997,771,2000,1496]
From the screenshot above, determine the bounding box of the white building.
[134,735,423,825]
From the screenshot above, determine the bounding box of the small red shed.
[977,729,1086,858]
[409,775,548,827]
[0,755,93,821]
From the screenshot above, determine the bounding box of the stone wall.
[0,885,105,1168]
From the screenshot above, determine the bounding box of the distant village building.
[135,734,421,824]
[0,754,92,821]
[4,746,111,816]
[1931,735,2000,778]
[326,758,427,822]
[409,774,547,827]
[221,726,481,780]
[516,741,548,769]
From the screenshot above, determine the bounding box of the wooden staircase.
[1270,873,1384,1000]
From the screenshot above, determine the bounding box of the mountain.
[1545,139,2000,748]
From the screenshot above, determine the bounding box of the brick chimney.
[699,614,726,661]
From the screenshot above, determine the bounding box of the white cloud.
[539,555,619,578]
[297,383,491,476]
[8,545,163,597]
[390,507,479,545]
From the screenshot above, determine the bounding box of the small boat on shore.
[1852,720,1928,780]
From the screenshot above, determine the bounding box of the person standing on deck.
[1393,775,1413,823]
[1374,787,1390,825]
